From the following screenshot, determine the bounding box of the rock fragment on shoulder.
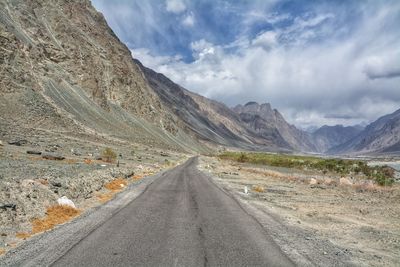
[57,196,76,209]
[42,153,65,160]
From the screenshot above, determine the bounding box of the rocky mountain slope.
[233,102,317,152]
[312,125,364,153]
[329,109,400,154]
[0,0,207,153]
[136,60,301,151]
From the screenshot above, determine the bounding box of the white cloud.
[252,31,278,50]
[165,0,186,14]
[182,12,195,27]
[125,2,400,127]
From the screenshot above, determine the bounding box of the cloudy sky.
[92,0,400,128]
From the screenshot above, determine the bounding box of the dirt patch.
[200,156,400,266]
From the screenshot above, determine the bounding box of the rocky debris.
[309,178,318,185]
[160,152,169,157]
[50,181,63,188]
[42,154,65,161]
[8,140,28,146]
[57,196,76,209]
[26,150,42,155]
[0,204,16,211]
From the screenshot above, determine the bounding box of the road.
[52,158,295,266]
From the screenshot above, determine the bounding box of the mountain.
[135,60,290,151]
[329,109,400,154]
[233,102,316,152]
[312,125,364,153]
[0,0,297,154]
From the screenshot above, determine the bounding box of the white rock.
[120,184,125,188]
[309,178,317,185]
[57,196,76,209]
[0,140,3,146]
[244,186,248,194]
[340,177,353,186]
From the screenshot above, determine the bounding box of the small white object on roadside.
[244,186,248,194]
[57,196,76,209]
[101,164,107,167]
[120,184,125,188]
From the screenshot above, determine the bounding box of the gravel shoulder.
[199,156,400,267]
[0,131,188,256]
[0,167,167,266]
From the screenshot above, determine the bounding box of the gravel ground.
[0,132,187,254]
[199,156,400,267]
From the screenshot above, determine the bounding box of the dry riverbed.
[199,156,400,266]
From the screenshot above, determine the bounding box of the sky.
[92,0,400,128]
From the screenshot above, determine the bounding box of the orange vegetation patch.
[253,185,265,193]
[132,175,143,180]
[63,158,78,164]
[31,205,80,234]
[104,178,128,191]
[84,158,92,164]
[0,248,5,255]
[16,232,31,239]
[96,192,114,203]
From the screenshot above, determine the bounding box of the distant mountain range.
[328,109,400,155]
[0,0,398,155]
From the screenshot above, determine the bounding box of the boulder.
[0,204,17,211]
[27,150,42,155]
[309,178,318,185]
[57,196,76,209]
[8,139,28,146]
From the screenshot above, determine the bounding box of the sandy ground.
[199,156,400,267]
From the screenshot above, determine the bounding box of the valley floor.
[199,156,400,266]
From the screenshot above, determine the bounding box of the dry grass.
[104,178,127,191]
[84,158,92,164]
[0,248,5,255]
[132,174,143,180]
[253,185,265,193]
[31,205,80,234]
[96,192,114,203]
[63,158,78,164]
[16,232,31,239]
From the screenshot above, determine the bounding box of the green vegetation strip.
[219,152,395,186]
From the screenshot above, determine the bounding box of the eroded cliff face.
[0,0,206,151]
[0,0,166,117]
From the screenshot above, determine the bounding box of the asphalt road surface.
[52,158,295,267]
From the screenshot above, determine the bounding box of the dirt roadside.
[199,156,400,267]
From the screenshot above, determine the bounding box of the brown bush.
[253,185,265,193]
[101,147,117,163]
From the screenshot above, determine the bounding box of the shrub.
[101,147,117,163]
[238,152,248,163]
